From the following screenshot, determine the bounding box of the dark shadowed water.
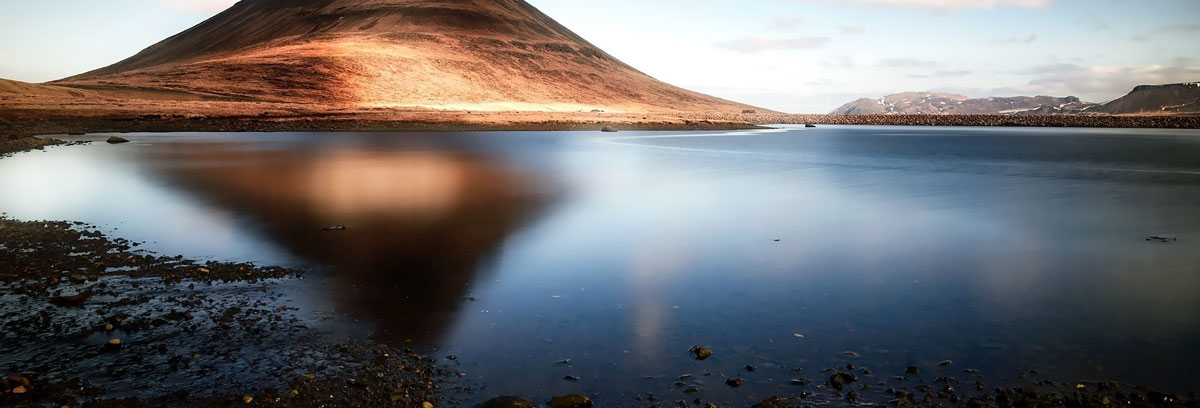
[1,125,1199,405]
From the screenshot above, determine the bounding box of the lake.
[2,125,1198,405]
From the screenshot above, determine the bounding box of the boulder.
[106,136,130,144]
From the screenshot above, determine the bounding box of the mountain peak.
[55,0,756,114]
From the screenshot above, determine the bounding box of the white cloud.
[772,18,806,29]
[714,36,830,53]
[1018,62,1200,100]
[796,0,1051,9]
[876,58,939,68]
[153,0,239,14]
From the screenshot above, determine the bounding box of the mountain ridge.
[831,92,1095,115]
[832,83,1200,115]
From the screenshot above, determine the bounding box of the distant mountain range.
[831,83,1200,115]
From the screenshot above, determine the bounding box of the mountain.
[46,0,756,114]
[1094,83,1200,114]
[830,92,1096,115]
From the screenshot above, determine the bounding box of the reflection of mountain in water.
[148,144,546,343]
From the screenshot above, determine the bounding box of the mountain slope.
[831,92,1095,115]
[53,0,757,114]
[1095,83,1200,114]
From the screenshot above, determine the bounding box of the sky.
[0,0,1197,113]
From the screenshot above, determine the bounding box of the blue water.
[1,125,1198,405]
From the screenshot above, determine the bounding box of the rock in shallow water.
[689,345,712,360]
[475,396,538,408]
[827,372,857,391]
[548,394,593,408]
[106,136,130,144]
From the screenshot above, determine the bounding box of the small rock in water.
[475,396,538,408]
[906,366,920,375]
[1146,235,1179,243]
[938,360,953,367]
[106,136,130,144]
[790,378,809,385]
[423,402,434,408]
[563,375,580,381]
[555,359,571,365]
[322,225,347,231]
[827,372,857,391]
[243,396,253,404]
[12,385,27,394]
[50,293,91,307]
[745,364,756,372]
[600,126,618,133]
[792,333,805,339]
[752,396,785,408]
[725,378,745,387]
[548,394,593,408]
[842,351,860,358]
[689,346,712,360]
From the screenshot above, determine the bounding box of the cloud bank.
[715,36,831,53]
[153,0,238,14]
[795,0,1051,9]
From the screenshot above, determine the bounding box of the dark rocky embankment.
[0,217,446,407]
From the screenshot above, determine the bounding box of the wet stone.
[548,394,593,408]
[827,372,857,391]
[472,396,540,408]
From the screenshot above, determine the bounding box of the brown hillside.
[52,0,758,114]
[1095,83,1200,114]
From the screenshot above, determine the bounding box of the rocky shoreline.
[0,217,449,407]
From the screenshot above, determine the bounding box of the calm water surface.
[1,125,1199,404]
